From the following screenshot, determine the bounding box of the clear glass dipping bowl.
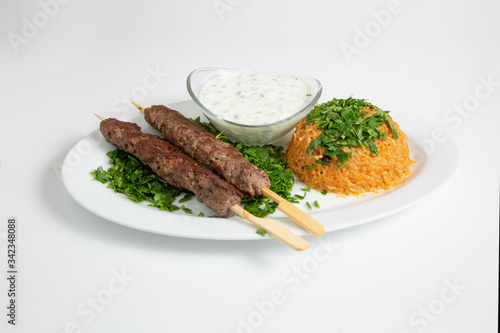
[187,67,322,146]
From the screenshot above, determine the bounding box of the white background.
[1,0,499,332]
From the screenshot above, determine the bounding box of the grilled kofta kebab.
[134,103,325,237]
[96,116,310,250]
[141,104,270,198]
[99,117,243,218]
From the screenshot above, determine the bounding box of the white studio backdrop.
[0,0,498,332]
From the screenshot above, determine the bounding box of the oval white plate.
[61,100,460,240]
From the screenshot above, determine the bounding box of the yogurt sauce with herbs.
[199,71,314,125]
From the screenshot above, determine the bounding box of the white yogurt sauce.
[199,71,314,125]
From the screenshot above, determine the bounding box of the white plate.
[61,100,460,240]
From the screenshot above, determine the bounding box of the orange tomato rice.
[285,113,414,196]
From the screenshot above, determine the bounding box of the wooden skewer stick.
[261,187,325,237]
[94,113,310,251]
[229,206,309,251]
[131,102,326,237]
[131,101,145,113]
[94,113,106,121]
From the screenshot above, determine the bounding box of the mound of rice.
[285,105,414,196]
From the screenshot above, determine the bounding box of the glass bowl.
[187,67,322,146]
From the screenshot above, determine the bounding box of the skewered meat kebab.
[95,115,310,251]
[132,103,325,237]
[99,117,242,218]
[143,104,270,198]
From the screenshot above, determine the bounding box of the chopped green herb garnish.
[256,228,266,236]
[180,205,192,214]
[306,202,312,210]
[92,166,109,184]
[301,186,314,192]
[305,165,317,170]
[193,117,231,142]
[90,148,189,212]
[294,193,307,200]
[198,212,205,217]
[306,97,399,168]
[313,200,320,208]
[315,159,329,167]
[179,192,194,203]
[320,190,328,195]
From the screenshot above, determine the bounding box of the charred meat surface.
[99,118,243,218]
[144,105,271,197]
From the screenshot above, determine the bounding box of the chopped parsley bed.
[305,97,399,168]
[91,117,313,221]
[91,149,191,213]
